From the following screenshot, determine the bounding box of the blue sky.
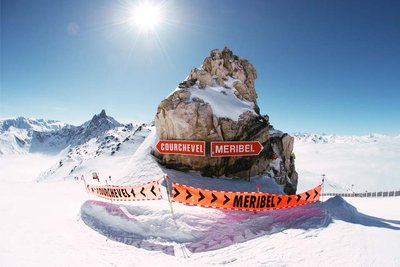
[1,0,399,134]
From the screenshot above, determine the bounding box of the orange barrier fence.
[171,182,321,211]
[83,176,322,211]
[85,180,162,201]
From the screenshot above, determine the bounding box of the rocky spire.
[154,48,298,194]
[99,109,106,117]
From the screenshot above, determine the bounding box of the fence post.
[321,174,325,202]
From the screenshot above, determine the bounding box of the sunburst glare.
[130,1,163,33]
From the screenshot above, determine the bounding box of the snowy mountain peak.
[0,117,67,133]
[92,109,108,122]
[83,109,122,131]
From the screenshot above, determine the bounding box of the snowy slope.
[80,195,400,262]
[294,134,400,193]
[0,126,31,155]
[0,165,399,267]
[37,124,152,182]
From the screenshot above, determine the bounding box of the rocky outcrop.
[153,47,298,194]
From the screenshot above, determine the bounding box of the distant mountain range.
[0,117,68,133]
[292,132,398,144]
[1,111,398,182]
[1,112,397,156]
[1,110,122,155]
[0,110,152,181]
[0,117,68,155]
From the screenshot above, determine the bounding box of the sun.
[131,2,163,32]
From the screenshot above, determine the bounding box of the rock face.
[154,47,298,194]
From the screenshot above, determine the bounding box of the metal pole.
[321,174,325,202]
[164,175,190,258]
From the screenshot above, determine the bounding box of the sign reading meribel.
[171,183,321,211]
[156,140,205,156]
[211,141,263,157]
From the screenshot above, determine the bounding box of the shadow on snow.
[80,196,399,256]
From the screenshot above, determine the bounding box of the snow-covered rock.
[154,47,298,194]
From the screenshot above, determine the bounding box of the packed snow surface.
[80,195,400,257]
[1,129,399,266]
[1,174,399,266]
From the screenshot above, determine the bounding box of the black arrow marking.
[186,189,192,200]
[131,189,136,198]
[287,196,292,205]
[296,194,301,203]
[211,193,218,204]
[314,189,318,199]
[305,192,310,201]
[150,185,157,196]
[198,191,205,202]
[223,195,230,205]
[277,196,282,206]
[173,188,180,198]
[140,187,146,197]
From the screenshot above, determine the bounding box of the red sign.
[156,140,205,156]
[211,141,263,157]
